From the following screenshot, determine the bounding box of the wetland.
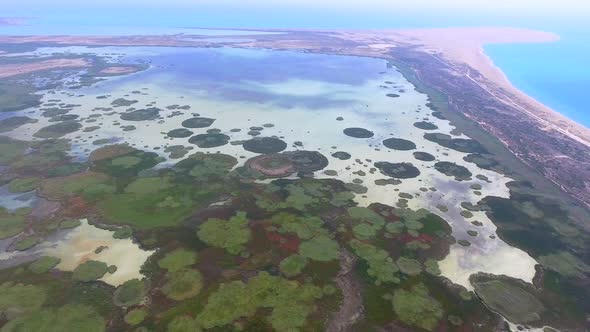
[0,42,587,332]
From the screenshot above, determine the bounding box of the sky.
[5,0,590,11]
[3,0,590,30]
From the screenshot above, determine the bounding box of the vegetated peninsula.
[1,27,588,217]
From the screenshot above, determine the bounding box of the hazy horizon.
[2,0,590,33]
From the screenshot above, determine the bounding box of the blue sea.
[484,28,590,127]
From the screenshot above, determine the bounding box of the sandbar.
[98,66,139,75]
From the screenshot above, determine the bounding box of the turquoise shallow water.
[484,31,590,128]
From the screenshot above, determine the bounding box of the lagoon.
[1,45,538,289]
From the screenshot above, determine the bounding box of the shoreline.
[477,41,590,143]
[483,42,589,130]
[372,27,590,210]
[377,27,590,147]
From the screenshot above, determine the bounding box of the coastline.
[477,41,590,145]
[377,27,590,147]
[367,27,590,209]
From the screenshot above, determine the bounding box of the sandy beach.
[328,27,590,144]
[379,28,590,146]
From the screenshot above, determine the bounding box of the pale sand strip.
[99,66,138,75]
[0,58,90,79]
